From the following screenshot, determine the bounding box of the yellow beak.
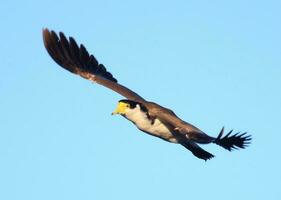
[111,109,119,115]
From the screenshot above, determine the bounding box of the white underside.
[123,105,178,143]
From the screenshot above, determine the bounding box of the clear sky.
[0,0,280,199]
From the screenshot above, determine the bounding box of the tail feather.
[214,127,251,151]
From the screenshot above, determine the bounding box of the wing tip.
[42,28,118,83]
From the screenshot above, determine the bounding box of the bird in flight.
[43,29,251,161]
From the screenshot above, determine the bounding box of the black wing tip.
[204,154,215,161]
[182,142,215,161]
[199,151,215,161]
[215,127,252,151]
[43,28,118,83]
[193,151,215,161]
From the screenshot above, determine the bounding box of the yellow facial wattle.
[112,102,129,115]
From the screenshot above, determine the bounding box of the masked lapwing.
[43,29,251,161]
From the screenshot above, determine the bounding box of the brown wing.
[145,102,209,139]
[145,102,200,130]
[42,28,146,103]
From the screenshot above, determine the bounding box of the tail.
[214,127,251,151]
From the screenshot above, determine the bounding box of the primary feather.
[43,29,117,82]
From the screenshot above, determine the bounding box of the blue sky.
[0,0,280,199]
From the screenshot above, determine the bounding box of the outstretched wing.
[42,28,146,103]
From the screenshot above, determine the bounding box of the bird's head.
[112,99,147,115]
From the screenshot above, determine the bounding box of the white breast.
[124,105,178,143]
